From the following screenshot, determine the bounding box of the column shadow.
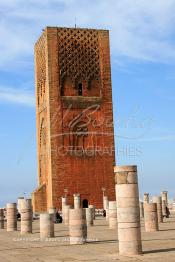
[144,247,175,254]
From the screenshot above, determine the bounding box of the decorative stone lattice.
[58,28,100,90]
[39,117,47,180]
[40,118,46,147]
[35,33,46,104]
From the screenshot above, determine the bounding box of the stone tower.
[32,27,115,212]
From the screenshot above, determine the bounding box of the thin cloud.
[0,86,35,107]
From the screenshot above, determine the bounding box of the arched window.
[78,83,83,96]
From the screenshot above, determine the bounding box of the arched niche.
[82,199,88,208]
[62,76,77,96]
[87,78,100,97]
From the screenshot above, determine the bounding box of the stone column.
[161,191,168,217]
[108,201,117,229]
[62,197,67,221]
[161,191,168,205]
[17,197,24,214]
[103,196,109,210]
[103,197,109,221]
[20,199,33,234]
[114,166,118,199]
[0,208,4,229]
[162,200,167,217]
[144,203,159,232]
[89,205,95,220]
[139,202,144,218]
[49,207,56,223]
[62,197,67,210]
[63,205,70,225]
[85,208,94,226]
[143,193,149,203]
[69,208,87,244]
[152,196,163,223]
[40,213,54,240]
[7,203,17,232]
[73,194,81,209]
[115,165,142,255]
[106,208,109,221]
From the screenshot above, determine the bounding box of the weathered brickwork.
[32,184,47,212]
[32,27,116,212]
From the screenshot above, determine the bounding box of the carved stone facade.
[59,28,100,97]
[32,27,116,212]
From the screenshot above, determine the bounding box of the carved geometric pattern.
[58,28,100,89]
[35,33,46,104]
[40,118,46,148]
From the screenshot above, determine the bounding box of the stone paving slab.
[0,213,175,262]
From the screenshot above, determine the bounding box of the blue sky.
[0,0,175,206]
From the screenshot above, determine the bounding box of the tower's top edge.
[45,26,109,32]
